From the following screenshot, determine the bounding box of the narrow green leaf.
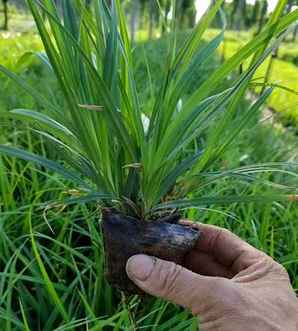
[0,145,89,189]
[154,194,291,211]
[27,209,70,323]
[19,300,31,331]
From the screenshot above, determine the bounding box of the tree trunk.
[3,0,8,31]
[286,0,294,13]
[251,0,260,29]
[139,0,146,30]
[186,0,196,28]
[256,0,268,34]
[285,0,294,41]
[148,1,154,39]
[130,0,139,43]
[241,0,249,28]
[230,0,239,29]
[161,0,171,35]
[235,0,243,31]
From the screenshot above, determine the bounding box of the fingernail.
[126,255,155,281]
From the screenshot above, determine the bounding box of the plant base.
[101,209,201,294]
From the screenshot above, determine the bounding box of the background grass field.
[205,28,298,128]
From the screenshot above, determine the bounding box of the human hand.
[126,222,298,331]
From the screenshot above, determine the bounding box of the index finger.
[181,220,265,273]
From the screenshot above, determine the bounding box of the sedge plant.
[0,0,298,292]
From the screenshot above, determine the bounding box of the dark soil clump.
[101,209,200,294]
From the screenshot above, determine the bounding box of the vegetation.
[207,29,298,128]
[259,58,298,127]
[126,0,298,126]
[0,0,297,330]
[1,29,297,329]
[1,0,9,30]
[2,0,297,214]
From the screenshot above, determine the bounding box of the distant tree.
[148,0,158,39]
[130,0,140,42]
[230,0,249,30]
[251,0,260,26]
[241,0,249,28]
[256,0,268,34]
[178,0,196,28]
[160,0,171,34]
[2,0,8,30]
[286,0,298,41]
[286,0,294,13]
[230,0,238,28]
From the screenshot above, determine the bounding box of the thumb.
[126,254,219,313]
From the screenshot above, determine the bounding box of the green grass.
[0,32,42,69]
[205,28,298,128]
[257,58,298,127]
[0,134,297,329]
[278,40,298,65]
[0,3,298,330]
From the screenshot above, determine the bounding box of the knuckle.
[273,261,287,274]
[209,228,231,253]
[271,261,290,280]
[262,255,286,274]
[257,253,273,269]
[221,228,231,235]
[216,228,230,242]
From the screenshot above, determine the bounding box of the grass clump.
[1,0,297,216]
